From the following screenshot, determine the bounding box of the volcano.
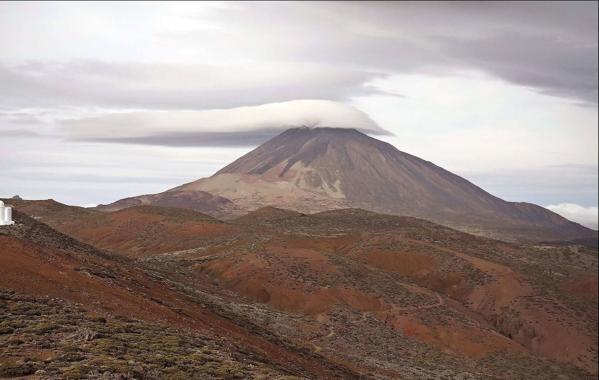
[100,127,596,242]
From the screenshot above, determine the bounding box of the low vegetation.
[0,290,303,380]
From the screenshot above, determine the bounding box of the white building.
[0,201,14,226]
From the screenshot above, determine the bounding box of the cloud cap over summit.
[61,100,390,147]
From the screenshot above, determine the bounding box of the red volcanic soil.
[389,314,520,359]
[197,242,371,316]
[196,235,529,358]
[192,210,598,376]
[0,212,358,379]
[9,200,238,257]
[0,235,189,324]
[363,249,440,278]
[70,206,236,257]
[562,274,599,301]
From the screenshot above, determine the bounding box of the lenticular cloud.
[61,100,390,145]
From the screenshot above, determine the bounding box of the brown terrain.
[1,199,597,379]
[99,127,597,243]
[96,190,240,220]
[0,208,358,379]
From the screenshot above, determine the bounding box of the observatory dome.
[0,200,14,226]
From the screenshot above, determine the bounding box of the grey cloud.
[0,129,40,137]
[441,32,598,103]
[186,1,597,105]
[7,171,188,184]
[85,129,287,148]
[1,2,595,111]
[0,60,383,109]
[349,2,598,104]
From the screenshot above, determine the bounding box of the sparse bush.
[0,362,36,377]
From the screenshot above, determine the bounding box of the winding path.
[310,324,336,353]
[310,293,443,353]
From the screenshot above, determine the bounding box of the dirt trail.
[325,325,336,338]
[357,311,368,323]
[310,292,443,354]
[311,323,336,353]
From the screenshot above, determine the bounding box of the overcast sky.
[0,1,597,228]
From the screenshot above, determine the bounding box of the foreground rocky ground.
[0,290,302,379]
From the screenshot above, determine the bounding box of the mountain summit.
[100,127,596,242]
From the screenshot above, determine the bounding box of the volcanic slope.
[10,200,598,378]
[6,199,238,258]
[155,208,598,378]
[99,127,597,243]
[95,189,240,219]
[0,210,360,379]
